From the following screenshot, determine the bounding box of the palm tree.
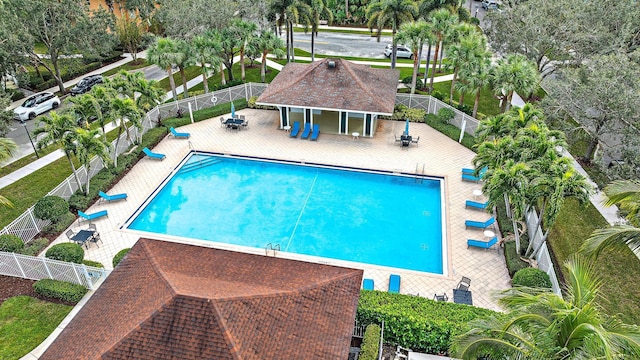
[249,30,286,83]
[269,0,311,63]
[32,111,84,192]
[582,180,640,258]
[426,8,458,92]
[452,255,640,359]
[492,54,540,112]
[230,19,258,81]
[90,85,117,136]
[175,40,194,99]
[191,33,222,94]
[74,128,111,196]
[134,78,164,112]
[445,29,485,103]
[304,0,333,62]
[110,97,143,167]
[147,37,180,102]
[67,93,102,130]
[366,0,418,69]
[0,138,17,207]
[396,20,431,94]
[456,53,491,117]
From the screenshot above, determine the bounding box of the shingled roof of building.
[40,238,363,360]
[256,58,400,114]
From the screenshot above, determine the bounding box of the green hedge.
[357,290,500,354]
[45,243,84,264]
[20,238,49,256]
[504,241,530,278]
[0,234,24,253]
[360,324,381,360]
[82,259,105,268]
[512,267,552,289]
[423,114,476,150]
[113,248,131,267]
[33,279,87,304]
[33,196,69,223]
[162,99,249,128]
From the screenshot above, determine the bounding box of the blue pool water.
[128,154,445,274]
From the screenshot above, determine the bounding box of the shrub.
[82,259,105,268]
[33,279,87,303]
[45,243,84,264]
[20,238,49,256]
[113,248,131,267]
[34,196,69,223]
[8,88,25,101]
[0,234,24,253]
[504,241,530,277]
[431,90,446,101]
[437,107,456,123]
[43,211,76,235]
[357,290,500,354]
[401,76,413,85]
[512,267,552,289]
[360,324,381,360]
[423,114,476,150]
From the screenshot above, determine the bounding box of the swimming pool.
[128,153,446,274]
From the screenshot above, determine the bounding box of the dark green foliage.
[33,279,87,304]
[162,99,249,129]
[45,243,84,264]
[5,88,25,101]
[113,248,131,267]
[25,62,104,92]
[248,96,278,110]
[512,268,552,289]
[455,102,473,116]
[504,241,530,277]
[33,196,69,223]
[423,114,476,150]
[437,107,456,123]
[431,90,446,101]
[20,238,49,256]
[360,324,381,360]
[402,76,413,84]
[0,234,24,253]
[82,260,104,268]
[357,290,501,354]
[67,193,91,213]
[43,212,75,235]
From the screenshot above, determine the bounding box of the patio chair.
[220,117,226,127]
[239,114,246,120]
[363,278,374,290]
[467,236,498,250]
[241,120,249,129]
[395,135,402,143]
[456,276,471,291]
[169,127,190,139]
[143,147,166,161]
[78,210,108,223]
[87,224,103,248]
[300,122,312,139]
[99,191,127,203]
[465,200,488,210]
[290,121,300,138]
[411,136,420,146]
[388,274,401,293]
[465,217,495,230]
[65,229,77,242]
[433,293,448,302]
[310,124,320,141]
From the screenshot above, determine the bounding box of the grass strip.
[101,59,150,77]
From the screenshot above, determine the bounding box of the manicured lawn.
[101,59,150,77]
[293,26,392,36]
[292,48,418,64]
[548,198,640,324]
[0,296,72,359]
[431,81,501,117]
[187,62,280,93]
[157,66,201,92]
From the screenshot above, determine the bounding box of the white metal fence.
[525,210,562,296]
[0,251,109,290]
[0,83,268,245]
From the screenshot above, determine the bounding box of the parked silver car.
[13,92,61,121]
[481,0,498,10]
[384,44,414,59]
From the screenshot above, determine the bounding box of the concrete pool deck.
[50,109,511,311]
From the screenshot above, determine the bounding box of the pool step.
[179,158,221,174]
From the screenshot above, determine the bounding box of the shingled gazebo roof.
[257,58,399,115]
[40,239,363,360]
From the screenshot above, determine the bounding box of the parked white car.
[13,92,61,121]
[384,44,414,59]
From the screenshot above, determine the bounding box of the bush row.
[45,243,84,264]
[161,98,248,129]
[423,114,476,150]
[24,62,103,92]
[360,324,381,360]
[0,234,49,256]
[33,279,87,304]
[512,267,552,289]
[357,290,500,355]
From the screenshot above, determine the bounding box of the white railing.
[525,210,562,296]
[1,83,268,245]
[0,251,109,290]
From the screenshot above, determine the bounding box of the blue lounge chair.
[467,236,498,249]
[143,147,166,160]
[465,217,495,230]
[289,121,300,138]
[389,274,401,293]
[465,200,488,210]
[310,124,320,141]
[99,191,127,203]
[78,210,108,222]
[363,278,374,290]
[462,173,481,182]
[169,127,190,138]
[462,166,487,176]
[300,122,312,139]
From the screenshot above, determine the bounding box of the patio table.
[70,230,95,247]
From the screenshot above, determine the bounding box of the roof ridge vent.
[327,60,336,69]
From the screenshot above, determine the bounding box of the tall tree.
[114,0,161,25]
[0,95,14,137]
[4,0,117,94]
[74,128,111,196]
[109,98,143,167]
[230,20,258,81]
[116,16,145,62]
[445,28,485,103]
[304,0,333,62]
[396,21,431,94]
[366,0,418,69]
[425,9,457,92]
[157,0,237,40]
[67,94,103,130]
[452,256,640,359]
[191,34,222,94]
[248,30,286,83]
[175,40,194,98]
[210,29,243,82]
[32,111,84,192]
[456,52,491,118]
[491,54,539,113]
[147,37,180,101]
[0,138,17,207]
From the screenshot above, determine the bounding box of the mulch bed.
[0,275,71,306]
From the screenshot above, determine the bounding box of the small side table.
[472,189,483,199]
[352,132,360,140]
[484,230,495,239]
[283,125,291,132]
